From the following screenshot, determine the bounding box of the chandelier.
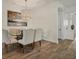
[21,0,31,20]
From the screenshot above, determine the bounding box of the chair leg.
[22,45,25,53]
[32,42,35,49]
[39,41,41,46]
[5,44,8,53]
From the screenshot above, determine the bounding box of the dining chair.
[33,28,43,47]
[18,29,35,53]
[2,30,17,52]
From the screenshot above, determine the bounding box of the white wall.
[28,2,61,43]
[2,0,7,29]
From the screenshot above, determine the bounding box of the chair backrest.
[22,29,35,44]
[35,29,43,41]
[2,30,8,43]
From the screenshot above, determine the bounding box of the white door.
[66,13,76,40]
[63,13,76,40]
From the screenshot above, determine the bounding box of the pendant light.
[21,0,31,20]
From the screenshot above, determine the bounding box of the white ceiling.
[7,0,76,13]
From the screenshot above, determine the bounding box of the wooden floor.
[3,39,76,59]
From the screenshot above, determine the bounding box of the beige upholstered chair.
[33,29,43,47]
[2,30,9,53]
[2,30,17,52]
[18,29,35,53]
[2,30,10,44]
